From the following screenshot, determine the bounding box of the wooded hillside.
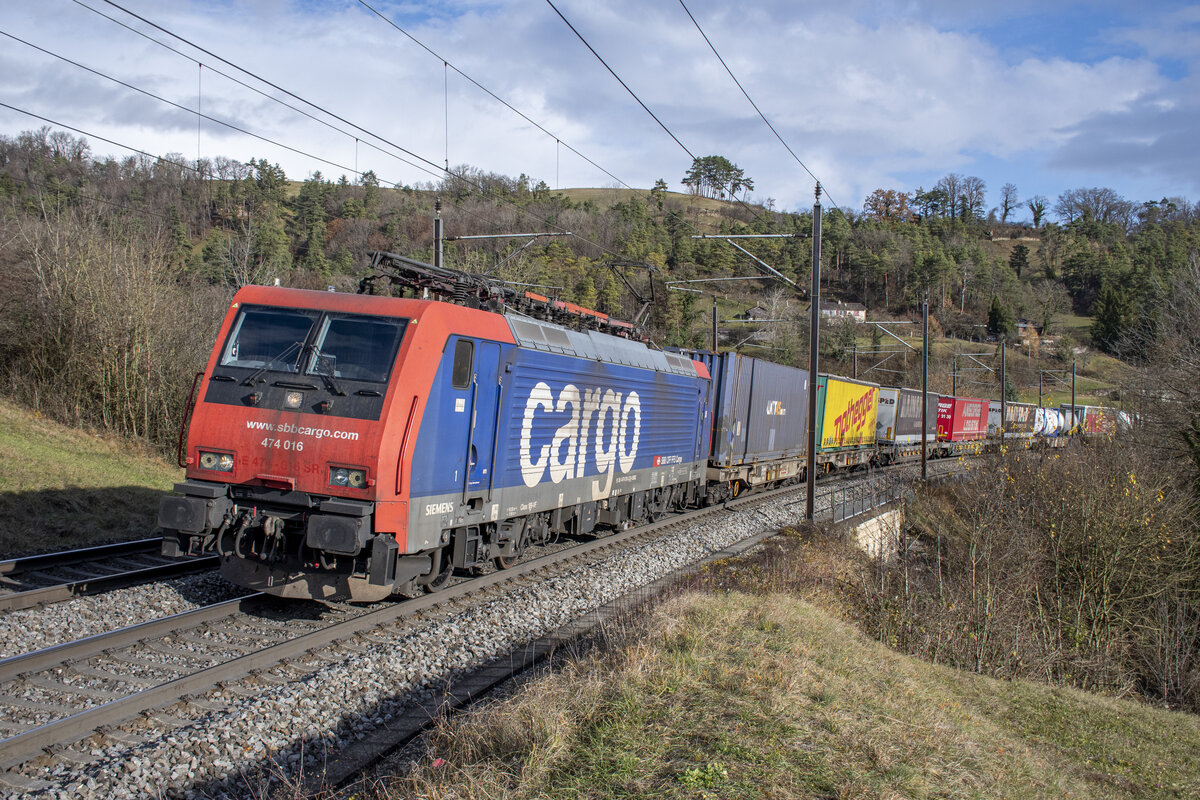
[0,127,1196,452]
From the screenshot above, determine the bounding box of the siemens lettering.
[520,381,641,491]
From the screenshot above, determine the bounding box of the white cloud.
[0,0,1192,212]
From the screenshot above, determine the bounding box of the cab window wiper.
[310,352,346,396]
[241,341,304,386]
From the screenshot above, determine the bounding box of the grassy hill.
[0,398,180,557]
[391,541,1200,799]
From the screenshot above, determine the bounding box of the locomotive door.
[465,341,502,502]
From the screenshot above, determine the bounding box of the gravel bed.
[0,574,248,660]
[4,496,817,799]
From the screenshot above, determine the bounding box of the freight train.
[157,256,1122,602]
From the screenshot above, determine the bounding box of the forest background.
[0,126,1195,456]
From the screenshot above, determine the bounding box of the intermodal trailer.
[1064,404,1125,436]
[987,401,1037,441]
[875,387,939,463]
[815,375,879,468]
[684,351,810,500]
[936,395,990,454]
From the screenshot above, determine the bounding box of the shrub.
[870,443,1200,708]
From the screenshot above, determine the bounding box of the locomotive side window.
[307,314,408,383]
[451,339,474,388]
[220,307,318,371]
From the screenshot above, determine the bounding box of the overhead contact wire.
[97,0,451,180]
[71,0,437,179]
[543,0,695,161]
[79,1,622,256]
[0,29,384,181]
[676,0,840,211]
[358,0,635,192]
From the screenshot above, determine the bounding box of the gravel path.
[2,495,815,799]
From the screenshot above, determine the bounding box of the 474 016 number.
[261,438,304,451]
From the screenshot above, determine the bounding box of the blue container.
[687,351,809,466]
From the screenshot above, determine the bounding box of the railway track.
[0,464,939,794]
[0,539,218,614]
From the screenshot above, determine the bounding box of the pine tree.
[1090,283,1134,354]
[1009,243,1029,278]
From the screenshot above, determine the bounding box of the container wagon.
[936,395,990,456]
[815,375,879,469]
[875,387,939,464]
[687,351,810,502]
[987,401,1037,443]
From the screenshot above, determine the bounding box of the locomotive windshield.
[220,307,318,372]
[219,305,407,384]
[305,314,407,383]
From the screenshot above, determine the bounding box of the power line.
[0,100,340,225]
[366,0,786,269]
[0,28,384,184]
[96,0,451,181]
[676,0,841,212]
[70,0,438,181]
[0,100,199,177]
[543,0,776,225]
[357,0,635,192]
[69,2,626,258]
[12,2,784,280]
[543,0,694,161]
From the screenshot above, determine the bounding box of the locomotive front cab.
[158,288,416,602]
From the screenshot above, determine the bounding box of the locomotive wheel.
[493,553,519,570]
[424,549,454,593]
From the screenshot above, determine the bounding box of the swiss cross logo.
[653,455,662,467]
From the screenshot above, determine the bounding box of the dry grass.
[0,397,178,556]
[342,530,1200,800]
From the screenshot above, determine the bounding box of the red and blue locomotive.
[158,279,712,602]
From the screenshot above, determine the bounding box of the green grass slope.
[392,588,1200,799]
[0,398,180,557]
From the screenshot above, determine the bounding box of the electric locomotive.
[158,283,711,602]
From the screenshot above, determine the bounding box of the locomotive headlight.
[329,467,367,489]
[198,450,235,473]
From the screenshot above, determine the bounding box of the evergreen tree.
[987,296,1014,337]
[1090,283,1135,354]
[1009,243,1029,278]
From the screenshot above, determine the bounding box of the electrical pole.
[712,299,718,353]
[1071,359,1077,431]
[433,198,444,269]
[921,299,928,480]
[805,184,822,521]
[1000,339,1007,445]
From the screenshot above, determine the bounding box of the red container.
[936,395,990,442]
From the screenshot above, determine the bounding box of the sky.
[0,0,1197,221]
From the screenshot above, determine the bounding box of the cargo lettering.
[832,389,876,441]
[520,381,641,490]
